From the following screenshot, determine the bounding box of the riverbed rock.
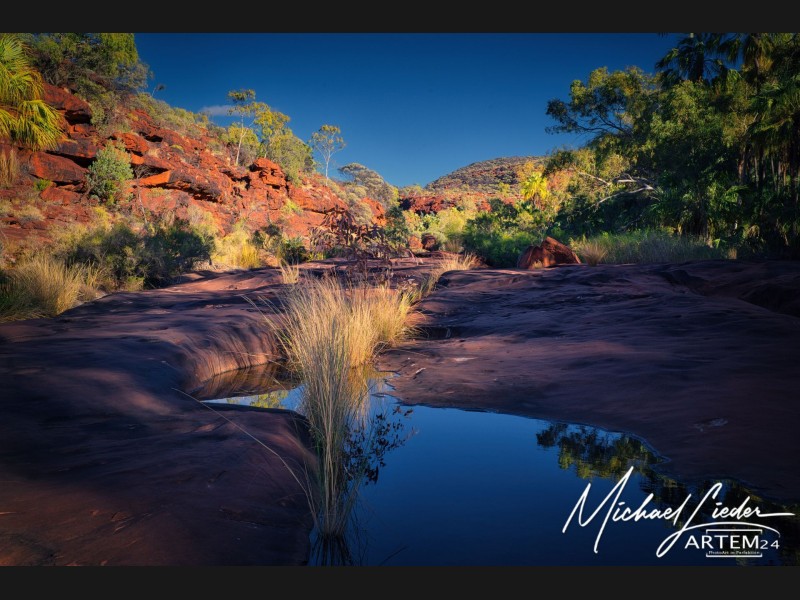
[517,236,581,268]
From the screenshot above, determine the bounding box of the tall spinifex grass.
[0,255,95,321]
[271,275,416,375]
[211,227,261,270]
[278,261,301,284]
[274,276,372,369]
[352,283,418,352]
[300,335,368,546]
[576,240,608,266]
[262,275,417,560]
[409,252,478,303]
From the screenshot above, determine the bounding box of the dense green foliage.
[27,33,147,93]
[544,33,800,258]
[391,33,800,267]
[462,198,548,266]
[265,130,315,182]
[26,33,150,133]
[570,230,727,265]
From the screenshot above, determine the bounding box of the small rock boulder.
[421,233,440,251]
[517,236,581,269]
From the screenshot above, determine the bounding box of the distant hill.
[399,156,545,214]
[425,156,543,194]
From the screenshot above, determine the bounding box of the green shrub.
[58,215,214,289]
[278,236,310,264]
[86,140,133,204]
[265,130,315,182]
[383,205,413,252]
[34,179,53,192]
[144,217,215,284]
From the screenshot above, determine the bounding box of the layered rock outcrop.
[0,84,385,250]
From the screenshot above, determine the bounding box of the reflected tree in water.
[536,423,660,479]
[536,422,800,565]
[246,389,290,409]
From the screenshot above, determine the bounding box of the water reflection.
[536,422,660,479]
[194,365,414,566]
[193,368,798,565]
[536,422,800,566]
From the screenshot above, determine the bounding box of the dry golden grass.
[577,240,608,266]
[409,252,478,303]
[0,254,96,321]
[211,228,262,270]
[269,275,417,371]
[257,274,421,545]
[278,261,301,284]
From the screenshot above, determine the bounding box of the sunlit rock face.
[517,236,581,268]
[1,84,385,248]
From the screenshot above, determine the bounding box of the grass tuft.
[278,261,301,285]
[0,254,97,321]
[408,252,478,303]
[254,274,419,556]
[576,240,608,266]
[211,227,262,270]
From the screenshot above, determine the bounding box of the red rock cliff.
[0,84,384,250]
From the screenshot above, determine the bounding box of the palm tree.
[0,33,65,151]
[720,33,790,92]
[746,35,800,242]
[656,33,730,86]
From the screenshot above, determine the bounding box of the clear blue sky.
[135,33,680,189]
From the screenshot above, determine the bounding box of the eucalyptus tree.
[310,124,345,182]
[226,88,291,167]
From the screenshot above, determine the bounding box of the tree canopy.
[541,33,800,255]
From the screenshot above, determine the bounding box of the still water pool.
[195,369,798,566]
